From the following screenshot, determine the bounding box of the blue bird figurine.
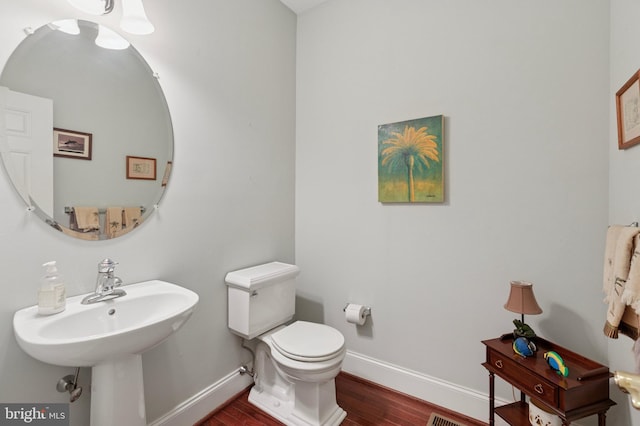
[544,351,569,377]
[513,337,536,357]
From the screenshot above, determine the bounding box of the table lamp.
[503,280,543,340]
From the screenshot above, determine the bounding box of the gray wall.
[0,1,295,425]
[5,0,640,425]
[609,0,640,424]
[295,0,611,423]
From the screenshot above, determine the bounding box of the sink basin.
[13,279,199,426]
[14,280,198,366]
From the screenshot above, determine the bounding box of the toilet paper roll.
[345,303,367,325]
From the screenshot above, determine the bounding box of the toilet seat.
[271,321,345,362]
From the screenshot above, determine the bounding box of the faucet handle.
[98,258,118,273]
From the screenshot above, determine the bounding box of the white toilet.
[225,262,347,426]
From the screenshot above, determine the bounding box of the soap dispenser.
[38,261,66,315]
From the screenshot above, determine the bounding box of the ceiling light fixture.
[95,24,130,50]
[120,0,155,35]
[47,19,81,35]
[67,0,114,16]
[66,0,154,35]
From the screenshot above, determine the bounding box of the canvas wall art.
[378,115,444,203]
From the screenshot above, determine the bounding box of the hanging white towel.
[123,207,142,230]
[69,206,100,240]
[622,234,640,310]
[105,207,123,239]
[603,225,640,338]
[633,339,640,374]
[604,225,624,296]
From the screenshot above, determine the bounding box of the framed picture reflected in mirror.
[126,155,156,180]
[53,128,92,160]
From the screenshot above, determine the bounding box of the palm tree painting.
[378,115,444,203]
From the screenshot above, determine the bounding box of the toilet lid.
[271,321,345,362]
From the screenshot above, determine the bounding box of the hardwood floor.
[197,372,488,426]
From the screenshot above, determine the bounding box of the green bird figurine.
[544,351,569,377]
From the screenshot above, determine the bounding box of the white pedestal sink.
[13,280,199,426]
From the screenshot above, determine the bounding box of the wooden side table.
[482,336,615,425]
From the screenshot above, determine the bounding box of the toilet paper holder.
[343,303,371,318]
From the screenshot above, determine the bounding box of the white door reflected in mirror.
[0,86,53,216]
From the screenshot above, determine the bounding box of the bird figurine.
[544,351,569,377]
[513,337,536,357]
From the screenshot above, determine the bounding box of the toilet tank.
[225,261,300,339]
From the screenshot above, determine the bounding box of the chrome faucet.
[81,258,126,304]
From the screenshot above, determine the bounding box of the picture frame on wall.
[378,115,444,203]
[53,128,92,160]
[126,156,157,180]
[616,69,640,149]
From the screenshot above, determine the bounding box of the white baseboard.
[150,350,508,426]
[341,350,492,423]
[148,368,254,426]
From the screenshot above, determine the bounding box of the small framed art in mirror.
[127,156,156,180]
[53,128,92,160]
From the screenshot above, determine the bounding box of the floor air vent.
[426,413,467,426]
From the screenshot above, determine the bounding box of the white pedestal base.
[90,354,146,426]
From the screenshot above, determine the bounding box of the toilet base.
[248,378,346,426]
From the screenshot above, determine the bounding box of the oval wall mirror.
[0,19,173,240]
